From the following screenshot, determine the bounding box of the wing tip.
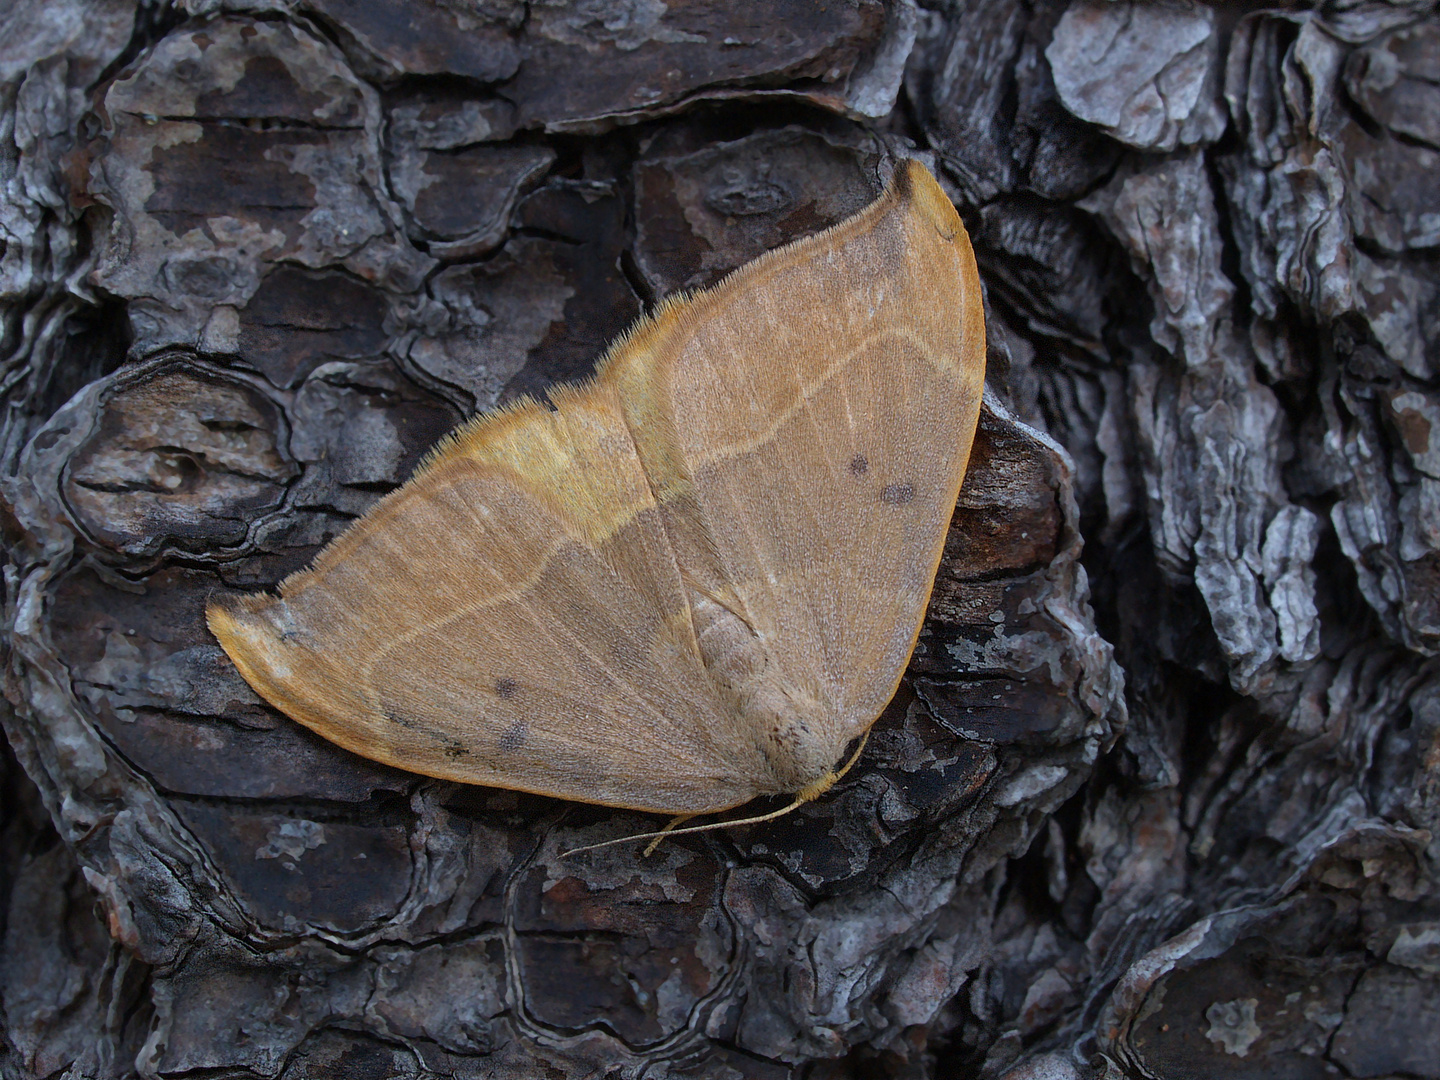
[208,592,348,742]
[892,157,961,242]
[206,591,262,647]
[591,159,953,386]
[206,593,301,704]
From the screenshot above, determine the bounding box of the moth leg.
[643,813,697,857]
[565,733,876,858]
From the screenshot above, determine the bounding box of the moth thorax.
[689,592,836,794]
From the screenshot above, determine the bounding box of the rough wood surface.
[0,1,1435,1078]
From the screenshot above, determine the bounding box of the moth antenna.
[560,798,810,857]
[560,730,871,858]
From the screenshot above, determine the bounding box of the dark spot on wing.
[499,721,527,752]
[384,710,417,730]
[444,742,470,759]
[495,677,518,699]
[849,454,869,476]
[881,482,914,505]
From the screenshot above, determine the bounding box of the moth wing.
[610,160,986,743]
[208,385,768,815]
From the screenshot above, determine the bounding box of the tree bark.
[1,1,1436,1077]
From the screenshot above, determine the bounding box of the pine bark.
[1,1,1437,1077]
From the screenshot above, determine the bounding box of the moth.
[209,159,986,841]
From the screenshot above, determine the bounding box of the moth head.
[742,684,847,795]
